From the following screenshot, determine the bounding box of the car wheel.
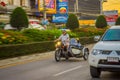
[90,66,101,78]
[55,49,61,62]
[83,48,89,60]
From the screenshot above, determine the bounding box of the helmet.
[62,30,66,32]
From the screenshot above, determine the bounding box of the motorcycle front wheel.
[55,49,61,62]
[83,48,89,60]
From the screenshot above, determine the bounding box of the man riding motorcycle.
[54,30,70,52]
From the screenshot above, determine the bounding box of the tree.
[10,7,29,30]
[95,15,107,28]
[66,14,79,30]
[115,16,120,25]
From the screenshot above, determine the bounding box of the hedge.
[79,37,95,45]
[0,41,55,59]
[0,37,95,59]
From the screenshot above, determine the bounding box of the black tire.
[55,49,61,62]
[64,51,69,60]
[65,57,69,60]
[83,48,89,60]
[90,66,101,78]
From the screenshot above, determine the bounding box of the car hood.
[93,41,120,50]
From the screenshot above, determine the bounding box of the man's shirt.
[59,34,69,42]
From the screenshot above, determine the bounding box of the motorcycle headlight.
[57,42,61,46]
[91,49,102,55]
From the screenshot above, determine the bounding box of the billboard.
[57,0,68,14]
[104,10,118,26]
[52,0,68,23]
[38,0,56,14]
[52,14,68,23]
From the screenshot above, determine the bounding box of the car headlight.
[91,49,102,55]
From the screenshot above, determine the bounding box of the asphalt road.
[0,45,120,80]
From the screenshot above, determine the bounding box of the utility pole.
[76,0,78,13]
[43,0,46,19]
[100,0,103,15]
[74,0,78,14]
[100,0,107,15]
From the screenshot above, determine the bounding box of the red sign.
[105,15,118,22]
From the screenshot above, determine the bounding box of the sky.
[103,0,120,13]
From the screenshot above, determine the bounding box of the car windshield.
[102,29,120,41]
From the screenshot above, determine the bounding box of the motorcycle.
[55,38,89,62]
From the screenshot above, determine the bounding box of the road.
[0,45,120,80]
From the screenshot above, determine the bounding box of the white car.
[29,19,45,30]
[4,24,17,30]
[89,26,120,78]
[29,24,45,30]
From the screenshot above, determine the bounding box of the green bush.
[95,15,107,28]
[115,16,120,25]
[79,37,95,45]
[0,41,55,59]
[0,22,5,29]
[0,37,95,59]
[0,30,28,44]
[66,14,79,30]
[10,7,29,30]
[73,27,107,37]
[22,29,62,41]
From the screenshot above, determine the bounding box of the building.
[0,0,36,23]
[0,0,32,14]
[68,0,100,20]
[103,0,120,14]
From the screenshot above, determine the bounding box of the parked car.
[4,24,17,30]
[29,19,45,30]
[89,26,120,78]
[28,24,45,30]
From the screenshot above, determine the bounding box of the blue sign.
[57,0,68,14]
[52,14,68,23]
[52,0,68,23]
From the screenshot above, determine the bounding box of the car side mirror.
[94,36,101,41]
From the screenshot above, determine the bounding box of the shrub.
[0,22,5,29]
[115,16,120,25]
[0,30,28,44]
[95,15,107,28]
[10,7,29,30]
[0,41,55,59]
[73,27,107,37]
[22,29,62,41]
[0,37,95,59]
[66,14,79,30]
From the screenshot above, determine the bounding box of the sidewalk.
[0,44,94,69]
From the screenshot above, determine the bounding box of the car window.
[102,29,120,41]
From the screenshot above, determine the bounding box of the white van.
[89,26,120,78]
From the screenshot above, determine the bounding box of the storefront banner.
[38,0,56,14]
